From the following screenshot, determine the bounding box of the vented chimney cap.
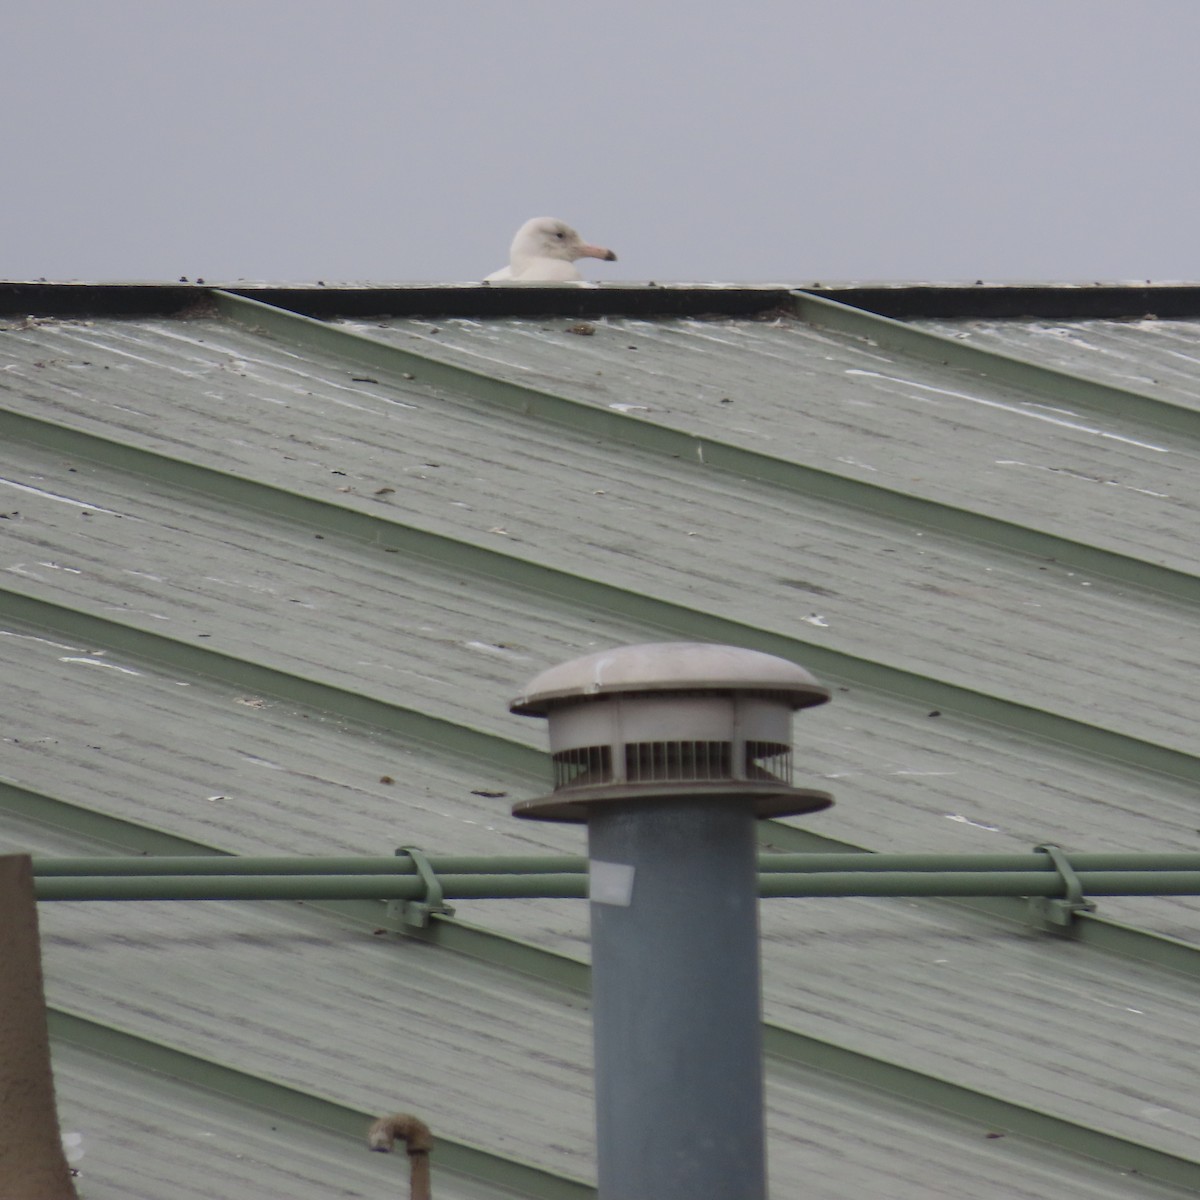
[510,642,830,717]
[509,642,833,822]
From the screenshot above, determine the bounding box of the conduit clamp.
[1027,843,1097,931]
[389,846,456,928]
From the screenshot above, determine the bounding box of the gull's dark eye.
[555,231,565,239]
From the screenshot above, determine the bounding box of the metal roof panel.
[344,314,1200,572]
[1,320,1195,758]
[914,317,1200,411]
[3,290,1200,1195]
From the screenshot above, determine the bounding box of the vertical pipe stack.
[510,642,832,1200]
[588,800,767,1198]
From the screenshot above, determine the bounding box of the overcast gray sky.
[6,1,1199,284]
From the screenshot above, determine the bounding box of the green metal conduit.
[36,874,587,901]
[30,854,586,877]
[29,851,1200,876]
[759,852,1200,873]
[32,870,1200,902]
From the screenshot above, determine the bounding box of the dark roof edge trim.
[4,280,1200,320]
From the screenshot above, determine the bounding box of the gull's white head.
[512,217,617,266]
[486,217,617,282]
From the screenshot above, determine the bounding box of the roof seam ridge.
[790,289,1200,440]
[15,770,1200,995]
[0,581,543,777]
[48,1006,595,1200]
[44,933,1200,1193]
[204,289,1200,606]
[3,526,1197,787]
[20,776,1200,1181]
[757,825,1200,981]
[761,1022,1200,1189]
[0,487,1196,786]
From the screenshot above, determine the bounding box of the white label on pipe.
[589,859,635,907]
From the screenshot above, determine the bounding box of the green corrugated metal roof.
[2,283,1199,1198]
[913,316,1200,411]
[51,1042,513,1200]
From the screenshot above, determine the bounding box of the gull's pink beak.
[578,242,617,262]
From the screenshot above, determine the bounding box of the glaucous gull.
[485,217,617,282]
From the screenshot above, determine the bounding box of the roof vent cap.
[509,642,833,822]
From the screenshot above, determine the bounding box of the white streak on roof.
[677,323,751,349]
[945,813,1000,832]
[1021,401,1081,416]
[58,657,141,676]
[240,752,284,770]
[0,477,129,515]
[61,1132,84,1165]
[0,629,85,652]
[846,369,1169,453]
[388,336,535,374]
[994,459,1170,498]
[51,327,204,377]
[203,575,277,594]
[104,606,170,621]
[149,325,418,408]
[1163,348,1200,366]
[464,641,529,660]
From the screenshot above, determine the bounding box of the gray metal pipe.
[32,869,1200,902]
[587,800,768,1200]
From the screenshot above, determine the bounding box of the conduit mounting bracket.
[388,845,455,928]
[1027,843,1097,932]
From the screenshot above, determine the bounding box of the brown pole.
[368,1113,433,1200]
[0,856,79,1200]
